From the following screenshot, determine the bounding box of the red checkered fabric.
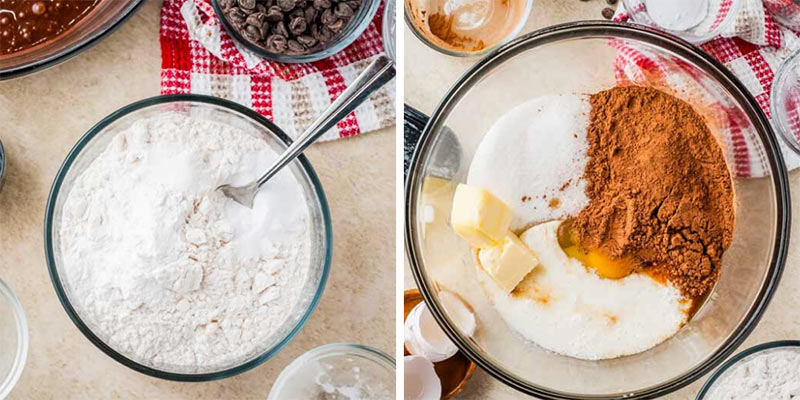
[160,0,395,141]
[614,0,800,178]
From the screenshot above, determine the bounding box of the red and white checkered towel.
[615,0,800,178]
[160,0,395,141]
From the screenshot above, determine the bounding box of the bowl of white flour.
[697,341,800,399]
[44,94,332,380]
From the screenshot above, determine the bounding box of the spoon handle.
[255,55,396,189]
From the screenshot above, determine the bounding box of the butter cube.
[450,184,513,248]
[478,232,539,292]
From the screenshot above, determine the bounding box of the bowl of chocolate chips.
[213,0,380,63]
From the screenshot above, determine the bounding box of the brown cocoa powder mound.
[573,86,735,299]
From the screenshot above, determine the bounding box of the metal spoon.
[218,55,395,207]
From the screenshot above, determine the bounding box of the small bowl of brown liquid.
[0,0,144,79]
[405,0,532,57]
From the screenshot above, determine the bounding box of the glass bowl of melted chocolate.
[0,0,144,79]
[212,0,380,63]
[405,21,789,400]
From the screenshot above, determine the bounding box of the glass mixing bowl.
[0,277,28,399]
[44,94,332,381]
[0,0,145,80]
[267,343,396,399]
[211,0,380,63]
[695,340,800,399]
[405,22,790,399]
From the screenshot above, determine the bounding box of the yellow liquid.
[557,221,638,280]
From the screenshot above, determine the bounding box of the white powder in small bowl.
[58,113,313,373]
[705,346,800,400]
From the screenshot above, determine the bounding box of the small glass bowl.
[696,340,800,399]
[44,94,332,381]
[763,0,800,30]
[0,278,28,399]
[771,48,800,155]
[0,0,145,80]
[404,0,533,57]
[267,343,396,399]
[211,0,381,64]
[383,0,397,61]
[621,0,741,44]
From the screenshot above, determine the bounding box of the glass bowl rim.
[402,0,534,58]
[382,0,396,62]
[43,93,333,382]
[770,47,800,155]
[0,277,29,399]
[620,0,742,45]
[268,342,396,399]
[404,21,790,399]
[0,0,146,81]
[695,340,800,399]
[0,136,5,191]
[210,0,381,64]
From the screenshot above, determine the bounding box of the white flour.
[59,114,311,373]
[707,348,800,400]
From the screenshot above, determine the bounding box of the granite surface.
[404,0,800,399]
[0,0,395,398]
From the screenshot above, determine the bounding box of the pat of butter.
[478,232,539,292]
[450,184,512,248]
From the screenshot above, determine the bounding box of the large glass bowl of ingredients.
[44,94,332,381]
[0,0,145,80]
[405,22,789,399]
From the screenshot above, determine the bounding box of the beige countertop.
[404,0,800,398]
[0,0,395,398]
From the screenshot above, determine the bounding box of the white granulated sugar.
[467,93,590,231]
[707,348,800,400]
[59,114,311,373]
[477,221,689,360]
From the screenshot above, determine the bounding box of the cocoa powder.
[573,86,734,299]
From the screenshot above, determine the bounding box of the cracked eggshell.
[404,355,442,400]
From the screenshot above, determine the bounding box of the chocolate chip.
[297,34,317,47]
[334,2,353,17]
[304,6,318,22]
[327,18,344,32]
[320,8,336,25]
[272,20,289,37]
[277,0,296,11]
[606,0,618,4]
[246,12,268,26]
[244,24,261,41]
[286,39,306,54]
[265,34,288,52]
[237,0,256,10]
[313,0,332,9]
[289,16,307,35]
[265,5,284,21]
[601,7,615,19]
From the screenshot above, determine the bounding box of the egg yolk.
[557,220,638,279]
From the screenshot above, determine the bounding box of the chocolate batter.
[0,0,101,55]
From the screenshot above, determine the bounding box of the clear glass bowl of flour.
[405,21,789,399]
[267,343,395,399]
[697,340,800,399]
[0,278,28,398]
[44,94,332,381]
